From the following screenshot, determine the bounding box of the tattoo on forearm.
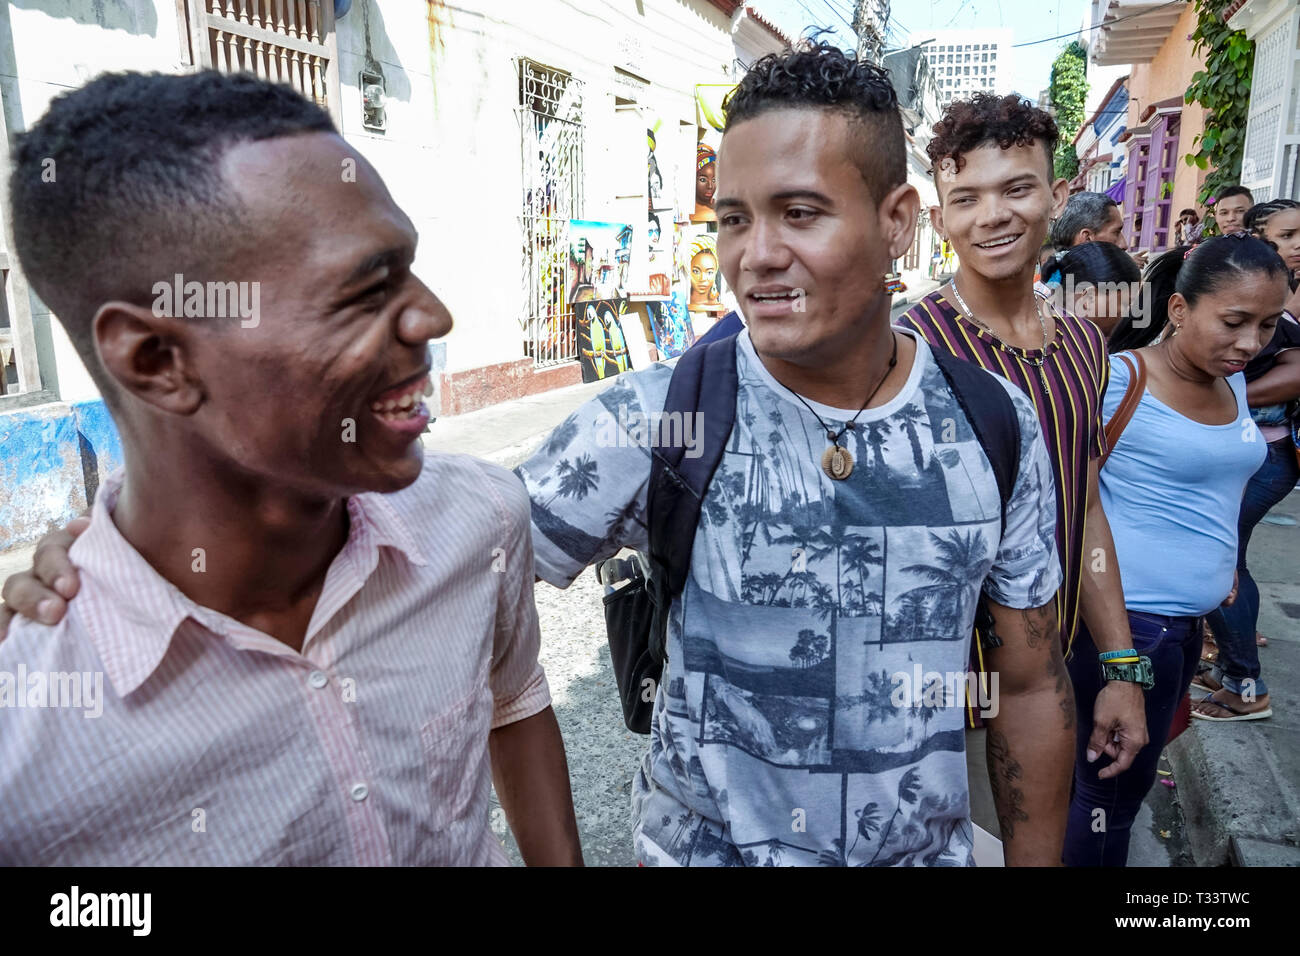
[1046,641,1076,731]
[1020,604,1074,732]
[987,730,1029,840]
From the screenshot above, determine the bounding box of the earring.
[883,271,907,294]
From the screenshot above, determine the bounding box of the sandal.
[1191,691,1272,722]
[1191,662,1222,694]
[1201,625,1218,662]
[1256,632,1269,648]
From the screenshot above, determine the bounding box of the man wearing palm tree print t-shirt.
[516,44,1074,866]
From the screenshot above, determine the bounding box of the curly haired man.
[896,94,1150,865]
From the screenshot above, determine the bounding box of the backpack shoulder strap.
[647,333,740,597]
[931,350,1021,536]
[1101,351,1145,469]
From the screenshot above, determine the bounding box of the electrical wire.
[792,0,856,45]
[821,0,856,21]
[1011,0,1184,48]
[815,0,857,33]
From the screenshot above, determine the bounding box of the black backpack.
[596,332,1021,734]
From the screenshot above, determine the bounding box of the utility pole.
[853,0,891,66]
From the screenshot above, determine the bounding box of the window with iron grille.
[180,1,342,124]
[517,59,585,367]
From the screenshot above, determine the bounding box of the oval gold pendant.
[821,444,854,480]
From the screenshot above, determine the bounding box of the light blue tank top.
[1100,353,1267,616]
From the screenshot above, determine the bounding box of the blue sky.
[758,0,1093,98]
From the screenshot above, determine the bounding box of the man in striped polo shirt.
[897,95,1149,838]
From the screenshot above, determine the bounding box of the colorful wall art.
[577,298,634,382]
[646,296,696,359]
[569,220,634,303]
[680,226,724,314]
[692,138,717,224]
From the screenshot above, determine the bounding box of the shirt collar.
[738,325,929,422]
[73,471,428,698]
[346,490,429,572]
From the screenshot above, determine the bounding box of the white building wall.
[1,0,749,399]
[0,0,189,404]
[421,0,746,375]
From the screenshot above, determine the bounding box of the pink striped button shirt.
[0,453,549,865]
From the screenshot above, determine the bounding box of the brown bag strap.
[1101,351,1146,468]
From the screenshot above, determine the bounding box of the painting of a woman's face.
[691,251,717,301]
[697,164,716,207]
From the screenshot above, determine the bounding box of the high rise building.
[917,29,1013,106]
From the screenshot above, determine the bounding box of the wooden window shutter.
[181,1,343,127]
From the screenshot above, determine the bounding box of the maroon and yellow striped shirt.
[898,290,1108,668]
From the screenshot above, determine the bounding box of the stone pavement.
[421,376,614,470]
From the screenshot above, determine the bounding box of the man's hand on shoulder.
[0,516,90,640]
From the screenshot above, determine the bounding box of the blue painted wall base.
[0,399,124,551]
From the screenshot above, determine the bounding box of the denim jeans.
[1063,611,1202,867]
[1204,437,1299,698]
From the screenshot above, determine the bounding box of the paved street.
[494,571,647,866]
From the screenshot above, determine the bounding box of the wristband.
[1099,648,1139,661]
[1100,656,1154,689]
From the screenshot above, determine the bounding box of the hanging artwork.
[692,139,718,224]
[646,297,695,359]
[577,298,634,382]
[648,123,668,212]
[644,210,671,296]
[681,227,724,314]
[569,220,634,303]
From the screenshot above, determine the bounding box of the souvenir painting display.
[644,211,671,296]
[640,119,674,298]
[691,88,726,225]
[568,219,634,303]
[647,123,666,210]
[646,297,695,359]
[691,138,718,224]
[680,225,724,314]
[577,298,634,382]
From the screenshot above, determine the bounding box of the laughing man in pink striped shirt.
[0,72,582,865]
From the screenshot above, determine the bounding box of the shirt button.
[308,671,329,689]
[350,783,369,802]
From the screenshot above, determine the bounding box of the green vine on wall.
[1185,0,1254,226]
[1049,40,1088,181]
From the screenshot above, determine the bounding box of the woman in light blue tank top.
[1064,235,1291,866]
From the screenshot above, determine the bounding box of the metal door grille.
[518,59,584,367]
